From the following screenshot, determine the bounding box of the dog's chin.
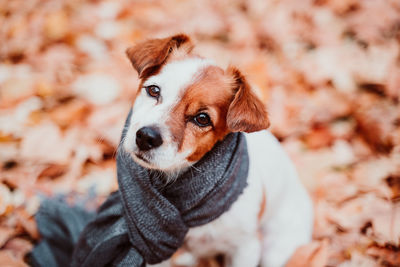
[132,153,158,169]
[131,152,193,178]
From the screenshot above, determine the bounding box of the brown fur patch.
[167,64,270,163]
[126,34,193,79]
[226,66,270,132]
[167,65,233,162]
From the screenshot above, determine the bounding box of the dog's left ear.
[226,66,270,133]
[126,34,192,79]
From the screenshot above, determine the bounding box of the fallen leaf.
[3,238,33,261]
[0,227,15,247]
[20,122,74,164]
[49,99,90,128]
[0,250,28,267]
[44,11,69,40]
[338,251,377,267]
[15,209,39,240]
[286,239,329,267]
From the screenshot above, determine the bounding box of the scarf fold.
[31,110,249,267]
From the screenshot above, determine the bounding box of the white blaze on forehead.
[143,57,215,105]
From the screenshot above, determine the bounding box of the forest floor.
[1,0,400,266]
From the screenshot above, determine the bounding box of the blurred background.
[0,0,399,266]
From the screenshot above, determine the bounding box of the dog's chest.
[183,164,263,257]
[176,132,275,259]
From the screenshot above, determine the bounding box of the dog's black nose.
[136,127,163,151]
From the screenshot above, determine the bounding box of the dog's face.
[123,34,269,173]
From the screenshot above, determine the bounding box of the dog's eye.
[145,85,160,98]
[194,113,211,127]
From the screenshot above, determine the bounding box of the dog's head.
[123,34,269,173]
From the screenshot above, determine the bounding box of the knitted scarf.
[31,110,249,267]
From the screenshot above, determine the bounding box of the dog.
[122,34,313,267]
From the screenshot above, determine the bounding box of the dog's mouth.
[135,153,150,163]
[133,152,165,171]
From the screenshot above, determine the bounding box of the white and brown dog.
[123,34,313,267]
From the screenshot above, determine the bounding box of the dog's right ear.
[126,34,192,79]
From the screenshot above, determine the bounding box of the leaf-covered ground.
[1,0,400,266]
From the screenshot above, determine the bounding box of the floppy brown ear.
[226,67,270,133]
[126,34,192,79]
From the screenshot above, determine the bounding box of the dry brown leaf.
[0,250,28,267]
[14,209,39,240]
[355,93,399,152]
[0,65,36,108]
[44,10,69,41]
[387,63,400,100]
[314,173,358,204]
[0,227,15,247]
[49,99,90,128]
[286,239,329,267]
[3,238,33,262]
[352,156,397,190]
[20,122,75,164]
[319,0,360,15]
[303,126,334,149]
[366,245,400,266]
[386,175,400,201]
[37,164,68,180]
[338,251,377,267]
[327,192,400,247]
[0,184,13,216]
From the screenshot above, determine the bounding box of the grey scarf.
[31,110,249,267]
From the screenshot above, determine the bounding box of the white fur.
[123,58,214,172]
[149,131,313,267]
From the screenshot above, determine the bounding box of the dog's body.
[123,34,313,267]
[152,131,313,267]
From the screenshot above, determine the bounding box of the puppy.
[123,34,313,267]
